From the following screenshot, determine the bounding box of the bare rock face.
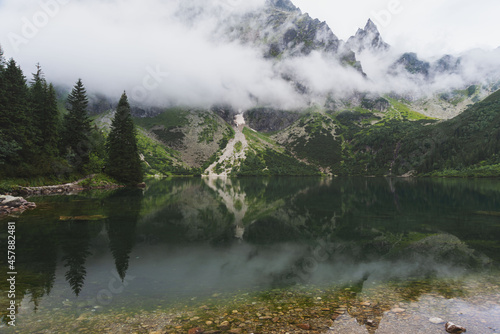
[346,19,390,54]
[244,108,301,133]
[445,322,467,333]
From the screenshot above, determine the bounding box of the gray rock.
[1,196,24,207]
[429,317,445,324]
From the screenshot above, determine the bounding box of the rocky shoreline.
[10,277,495,334]
[0,177,146,217]
[12,184,88,197]
[0,195,37,216]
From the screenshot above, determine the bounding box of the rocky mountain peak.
[391,52,430,77]
[346,19,390,54]
[364,19,378,33]
[266,0,300,12]
[433,55,461,74]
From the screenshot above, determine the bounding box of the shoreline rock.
[11,183,125,197]
[0,195,37,216]
[4,175,131,197]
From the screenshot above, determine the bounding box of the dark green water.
[1,177,500,333]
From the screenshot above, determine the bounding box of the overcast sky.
[293,0,500,58]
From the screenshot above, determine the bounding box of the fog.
[1,0,499,110]
[293,0,500,58]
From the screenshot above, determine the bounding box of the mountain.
[433,55,461,74]
[346,19,390,54]
[3,0,500,182]
[56,0,499,119]
[268,0,299,12]
[391,52,431,78]
[109,87,497,179]
[84,0,499,178]
[344,89,500,176]
[227,0,361,70]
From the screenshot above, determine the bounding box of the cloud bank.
[1,0,500,110]
[1,0,304,109]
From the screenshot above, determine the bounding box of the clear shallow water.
[1,177,500,333]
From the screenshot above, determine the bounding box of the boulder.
[1,196,24,207]
[445,322,466,333]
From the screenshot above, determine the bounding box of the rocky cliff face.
[391,52,431,78]
[346,19,390,54]
[226,0,361,71]
[433,55,461,74]
[244,108,301,133]
[267,0,299,12]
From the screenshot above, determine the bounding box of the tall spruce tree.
[0,59,30,165]
[28,64,45,156]
[0,46,8,165]
[106,92,143,184]
[43,83,60,157]
[61,79,91,168]
[0,45,4,66]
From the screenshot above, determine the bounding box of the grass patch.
[77,173,120,188]
[243,127,281,153]
[136,128,192,177]
[0,174,84,193]
[198,113,219,144]
[235,141,243,153]
[236,149,319,176]
[133,108,189,129]
[385,98,435,121]
[426,163,500,178]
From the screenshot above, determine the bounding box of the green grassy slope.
[235,127,319,176]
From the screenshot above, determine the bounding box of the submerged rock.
[445,322,466,333]
[429,317,445,324]
[391,308,406,313]
[297,323,312,330]
[218,321,230,330]
[366,319,376,327]
[188,327,204,334]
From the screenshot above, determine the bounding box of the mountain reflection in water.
[0,177,499,330]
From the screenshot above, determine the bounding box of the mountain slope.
[134,108,234,169]
[346,89,500,176]
[89,89,500,179]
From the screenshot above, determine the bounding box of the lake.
[1,177,500,333]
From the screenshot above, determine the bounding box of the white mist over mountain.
[1,0,298,109]
[0,0,499,110]
[292,0,500,57]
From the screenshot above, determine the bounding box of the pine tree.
[61,79,91,169]
[0,59,30,165]
[43,83,60,156]
[28,64,45,155]
[106,92,143,184]
[0,45,5,69]
[0,47,8,165]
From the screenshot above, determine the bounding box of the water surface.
[1,177,500,333]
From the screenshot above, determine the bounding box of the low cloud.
[0,0,300,109]
[1,0,499,111]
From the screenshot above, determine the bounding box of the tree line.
[0,47,142,185]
